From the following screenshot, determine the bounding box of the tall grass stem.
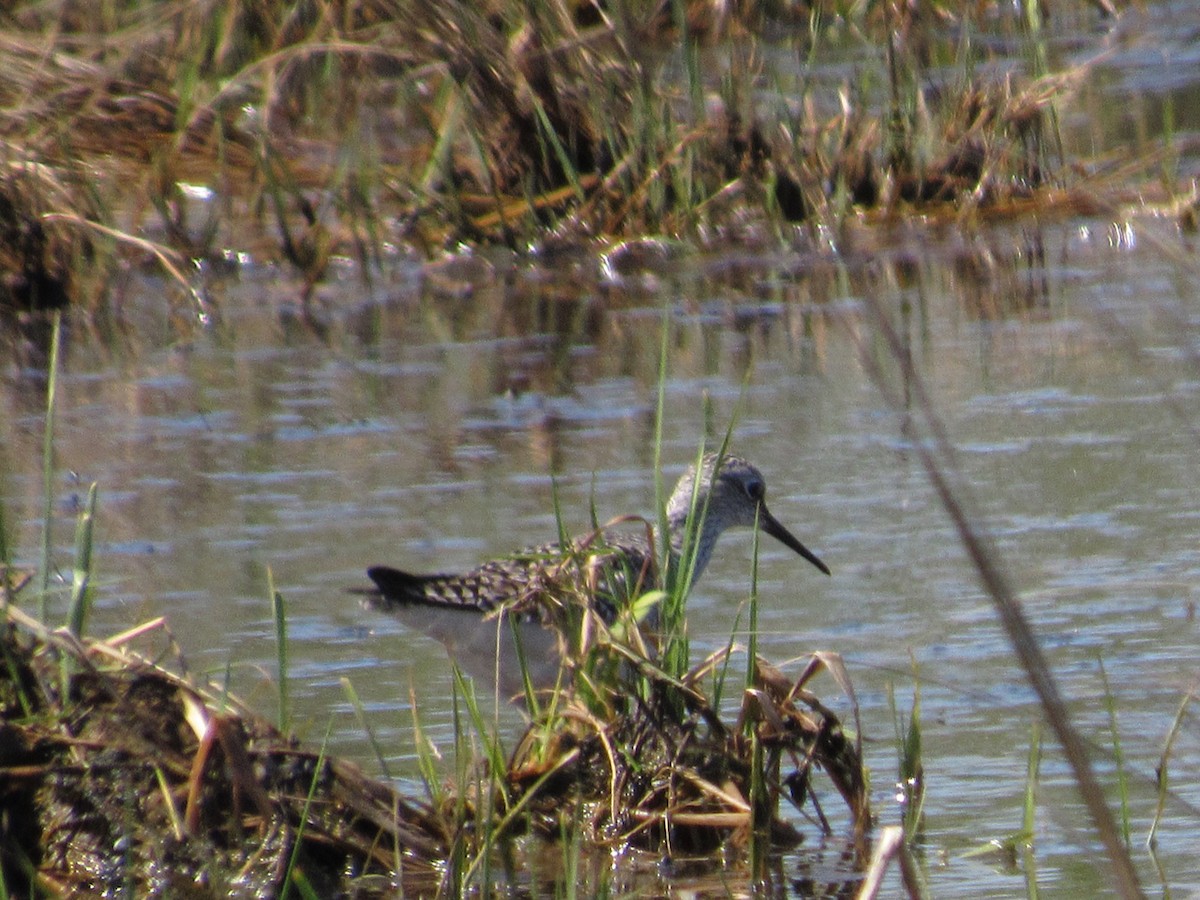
[1097,658,1131,847]
[269,566,290,733]
[859,300,1143,898]
[39,310,63,621]
[65,482,98,638]
[280,720,333,900]
[340,677,391,781]
[1148,683,1194,848]
[1021,723,1042,899]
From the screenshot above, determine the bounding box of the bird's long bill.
[760,506,831,576]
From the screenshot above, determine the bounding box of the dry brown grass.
[507,643,870,856]
[0,0,1143,311]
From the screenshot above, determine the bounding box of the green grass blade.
[59,481,98,692]
[710,599,746,709]
[65,482,98,638]
[509,615,542,719]
[652,306,669,577]
[451,665,507,791]
[39,309,63,620]
[280,720,333,900]
[1097,658,1130,847]
[340,676,391,781]
[0,490,11,600]
[743,507,761,695]
[450,663,513,894]
[269,566,290,733]
[663,424,736,681]
[747,727,766,878]
[408,685,443,807]
[530,96,584,202]
[1023,722,1042,899]
[888,672,925,839]
[1023,722,1041,835]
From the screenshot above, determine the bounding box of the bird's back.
[360,529,661,697]
[364,527,661,626]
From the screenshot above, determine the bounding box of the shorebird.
[358,453,829,695]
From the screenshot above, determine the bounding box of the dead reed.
[0,0,1142,310]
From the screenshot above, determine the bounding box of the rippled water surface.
[6,2,1200,893]
[5,217,1200,896]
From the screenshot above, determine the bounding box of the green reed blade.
[65,482,98,638]
[269,566,290,733]
[39,310,63,621]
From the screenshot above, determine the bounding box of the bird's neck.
[660,507,720,588]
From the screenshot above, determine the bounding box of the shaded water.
[6,3,1200,895]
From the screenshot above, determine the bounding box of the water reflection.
[0,310,58,399]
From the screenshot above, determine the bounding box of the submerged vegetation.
[0,0,1166,311]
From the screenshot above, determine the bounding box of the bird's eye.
[745,479,765,501]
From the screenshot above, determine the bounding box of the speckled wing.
[364,534,658,626]
[365,561,535,615]
[357,534,663,696]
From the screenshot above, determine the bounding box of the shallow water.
[5,216,1200,896]
[6,3,1200,895]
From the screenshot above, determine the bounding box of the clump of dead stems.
[0,0,1132,309]
[508,640,870,857]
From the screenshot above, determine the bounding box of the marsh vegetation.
[1,0,1197,897]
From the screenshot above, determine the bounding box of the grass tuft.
[65,482,98,639]
[0,0,1153,302]
[268,565,289,733]
[888,670,925,842]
